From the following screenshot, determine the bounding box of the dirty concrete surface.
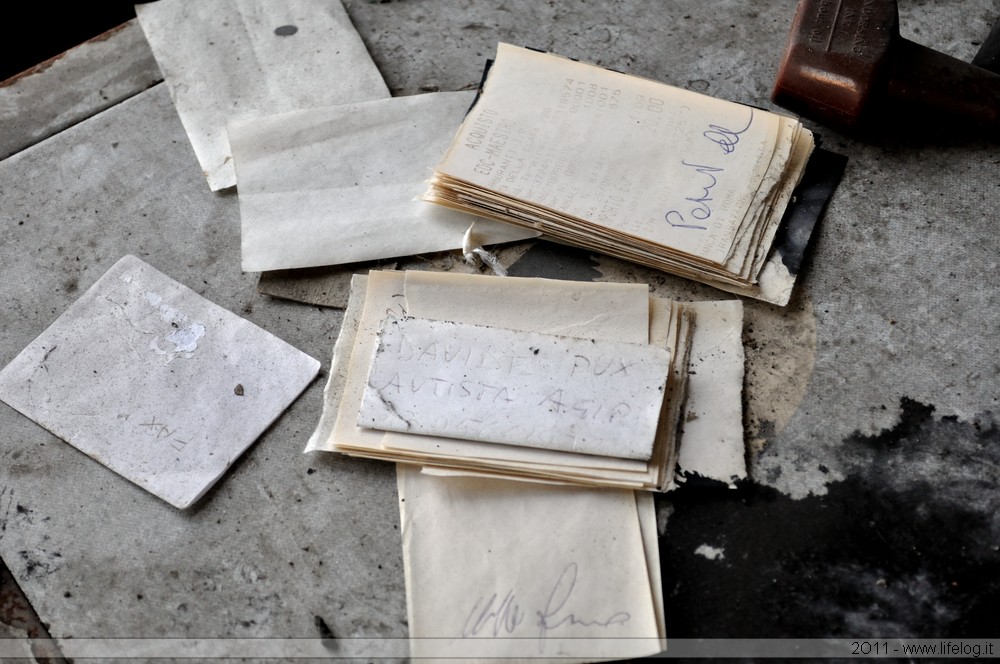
[0,20,163,161]
[1,0,998,658]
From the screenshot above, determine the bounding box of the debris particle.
[694,544,725,560]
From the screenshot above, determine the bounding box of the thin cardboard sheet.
[0,256,320,509]
[358,316,670,459]
[397,466,665,661]
[231,92,537,271]
[135,0,390,191]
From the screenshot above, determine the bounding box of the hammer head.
[772,0,900,131]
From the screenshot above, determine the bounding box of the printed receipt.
[436,43,782,265]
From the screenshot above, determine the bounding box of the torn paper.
[676,300,747,486]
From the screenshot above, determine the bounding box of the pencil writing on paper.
[459,562,631,654]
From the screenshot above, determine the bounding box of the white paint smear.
[695,544,725,560]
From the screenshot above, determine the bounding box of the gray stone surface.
[0,0,999,652]
[0,85,403,643]
[0,20,162,160]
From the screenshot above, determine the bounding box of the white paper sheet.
[358,316,670,459]
[0,255,319,508]
[135,0,390,190]
[231,92,537,270]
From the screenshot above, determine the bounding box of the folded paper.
[135,0,390,190]
[230,92,538,271]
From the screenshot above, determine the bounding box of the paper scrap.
[0,255,319,509]
[135,0,390,190]
[677,300,748,486]
[359,316,670,459]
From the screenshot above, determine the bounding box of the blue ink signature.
[703,108,754,154]
[664,161,725,231]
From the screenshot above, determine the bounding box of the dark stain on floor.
[506,240,603,282]
[659,397,1000,638]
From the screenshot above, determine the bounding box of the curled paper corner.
[462,223,508,277]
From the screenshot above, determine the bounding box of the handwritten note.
[358,316,670,460]
[399,467,664,661]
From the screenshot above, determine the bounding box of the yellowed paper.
[310,271,689,490]
[398,466,664,662]
[135,0,390,191]
[424,44,815,305]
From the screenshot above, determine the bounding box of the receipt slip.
[306,270,747,492]
[424,44,816,305]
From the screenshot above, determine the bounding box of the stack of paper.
[424,43,816,305]
[307,269,745,491]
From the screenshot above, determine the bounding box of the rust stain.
[0,53,63,87]
[0,20,132,88]
[0,558,67,661]
[90,21,130,43]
